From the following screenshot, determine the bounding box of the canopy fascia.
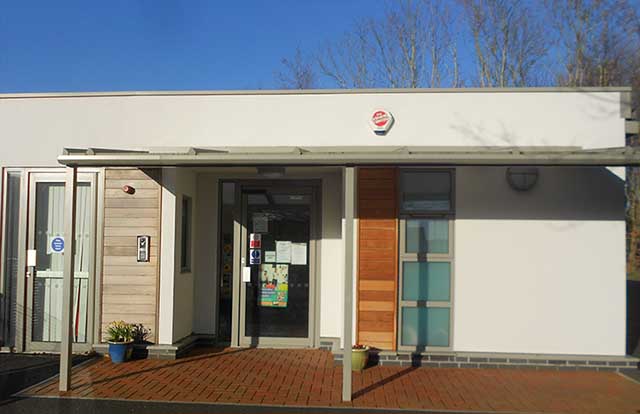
[58,146,640,167]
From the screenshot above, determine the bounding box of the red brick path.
[22,348,640,413]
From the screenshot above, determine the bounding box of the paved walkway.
[19,347,640,413]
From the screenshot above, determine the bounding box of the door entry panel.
[238,184,316,347]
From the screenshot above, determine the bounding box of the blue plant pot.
[108,341,133,363]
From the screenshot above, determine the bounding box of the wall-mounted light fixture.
[506,167,539,192]
[257,167,286,178]
[122,185,136,195]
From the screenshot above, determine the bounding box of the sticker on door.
[250,249,261,265]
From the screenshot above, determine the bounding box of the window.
[180,196,192,273]
[400,170,452,213]
[398,169,454,350]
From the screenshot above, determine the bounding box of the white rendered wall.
[158,167,197,344]
[192,176,218,335]
[0,90,627,168]
[454,166,626,355]
[158,169,176,345]
[172,169,197,342]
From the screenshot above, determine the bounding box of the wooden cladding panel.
[101,168,161,343]
[357,167,398,351]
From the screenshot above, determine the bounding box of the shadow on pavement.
[0,353,93,401]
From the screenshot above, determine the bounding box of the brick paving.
[20,347,640,413]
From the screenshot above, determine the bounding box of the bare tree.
[545,1,640,308]
[316,0,460,88]
[547,0,640,109]
[275,47,316,89]
[460,0,549,87]
[317,22,378,89]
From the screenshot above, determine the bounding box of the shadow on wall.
[455,166,625,221]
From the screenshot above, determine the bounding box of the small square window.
[400,171,452,213]
[180,196,192,273]
[401,307,450,347]
[402,262,451,302]
[406,219,449,254]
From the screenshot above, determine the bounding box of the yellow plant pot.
[351,347,369,371]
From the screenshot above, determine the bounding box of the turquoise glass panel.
[402,262,450,301]
[406,219,448,254]
[401,307,450,347]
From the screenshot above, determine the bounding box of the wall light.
[122,185,136,195]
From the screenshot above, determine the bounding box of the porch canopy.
[58,145,640,167]
[55,144,640,399]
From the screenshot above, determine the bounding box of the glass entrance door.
[25,172,96,352]
[239,184,316,347]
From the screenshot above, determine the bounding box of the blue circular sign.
[251,250,260,259]
[51,237,65,253]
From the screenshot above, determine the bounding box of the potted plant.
[352,344,370,371]
[106,320,134,363]
[131,323,152,359]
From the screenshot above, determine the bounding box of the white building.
[0,88,638,371]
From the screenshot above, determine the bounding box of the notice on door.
[291,243,307,265]
[47,236,65,254]
[242,266,252,282]
[249,249,261,265]
[253,214,268,233]
[276,241,291,263]
[259,264,288,307]
[249,233,261,249]
[264,251,276,263]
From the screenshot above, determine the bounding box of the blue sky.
[0,0,385,92]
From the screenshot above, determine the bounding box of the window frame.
[180,195,193,273]
[397,168,455,352]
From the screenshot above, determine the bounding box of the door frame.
[24,170,98,353]
[229,179,321,348]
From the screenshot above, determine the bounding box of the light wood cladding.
[101,168,161,343]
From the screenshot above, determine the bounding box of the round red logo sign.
[369,109,394,133]
[372,110,391,127]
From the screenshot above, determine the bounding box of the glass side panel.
[401,307,450,347]
[406,219,449,254]
[402,262,450,301]
[180,196,192,272]
[32,182,92,343]
[1,173,21,348]
[401,171,451,212]
[217,182,235,342]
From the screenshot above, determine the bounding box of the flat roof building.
[0,87,639,396]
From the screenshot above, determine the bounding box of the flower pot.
[352,347,369,371]
[108,341,134,363]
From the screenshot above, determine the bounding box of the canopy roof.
[59,146,640,167]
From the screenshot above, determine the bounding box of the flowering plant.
[105,321,134,343]
[352,344,368,350]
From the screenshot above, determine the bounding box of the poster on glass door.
[259,264,289,307]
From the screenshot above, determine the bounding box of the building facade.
[0,88,636,362]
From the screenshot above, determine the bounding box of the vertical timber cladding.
[101,168,161,343]
[357,168,398,350]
